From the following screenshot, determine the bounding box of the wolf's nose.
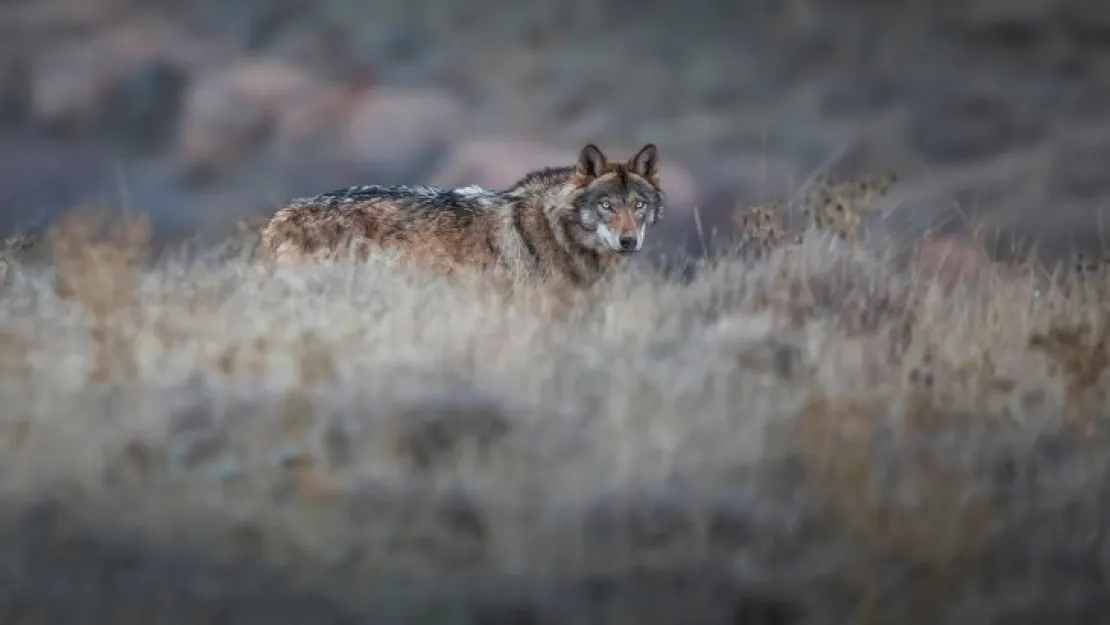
[619,236,638,251]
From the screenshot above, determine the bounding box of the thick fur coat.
[259,143,665,288]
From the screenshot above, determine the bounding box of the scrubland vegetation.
[0,178,1108,624]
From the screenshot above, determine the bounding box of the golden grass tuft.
[0,186,1108,623]
[47,208,151,383]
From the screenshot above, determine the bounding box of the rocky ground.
[3,0,1110,259]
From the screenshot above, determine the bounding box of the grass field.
[0,194,1107,624]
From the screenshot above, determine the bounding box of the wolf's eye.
[635,200,646,210]
[599,200,612,211]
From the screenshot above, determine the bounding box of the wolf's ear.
[576,144,607,179]
[629,143,659,182]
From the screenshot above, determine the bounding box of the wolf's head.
[570,143,663,254]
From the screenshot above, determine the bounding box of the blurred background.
[2,0,1109,256]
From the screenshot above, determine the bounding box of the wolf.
[257,143,665,289]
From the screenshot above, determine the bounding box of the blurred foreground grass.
[0,183,1108,623]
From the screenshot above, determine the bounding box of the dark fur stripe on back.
[292,184,497,216]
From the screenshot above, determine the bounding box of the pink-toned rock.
[913,235,990,286]
[336,86,471,183]
[30,42,107,133]
[430,136,577,190]
[273,85,359,149]
[655,161,699,215]
[176,58,329,182]
[28,16,209,136]
[430,136,700,213]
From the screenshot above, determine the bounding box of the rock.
[29,41,105,135]
[430,136,577,190]
[336,86,471,184]
[197,0,305,51]
[272,85,358,151]
[27,16,204,143]
[657,161,700,216]
[0,0,129,31]
[104,60,189,151]
[176,58,327,184]
[907,90,1044,164]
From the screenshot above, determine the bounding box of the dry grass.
[0,190,1108,624]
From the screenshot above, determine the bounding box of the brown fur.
[258,144,665,289]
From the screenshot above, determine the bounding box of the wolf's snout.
[619,236,638,251]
